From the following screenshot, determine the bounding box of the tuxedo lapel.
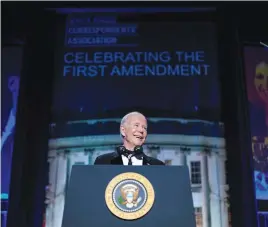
[111,153,123,165]
[142,155,150,165]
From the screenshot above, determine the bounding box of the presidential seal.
[105,172,155,220]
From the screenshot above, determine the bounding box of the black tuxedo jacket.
[94,152,165,165]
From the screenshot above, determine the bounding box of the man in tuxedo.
[94,112,164,165]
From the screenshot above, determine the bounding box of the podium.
[62,165,196,227]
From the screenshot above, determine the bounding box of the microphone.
[117,145,126,156]
[135,146,152,164]
[133,146,144,159]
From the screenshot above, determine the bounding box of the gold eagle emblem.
[105,172,155,220]
[119,184,142,208]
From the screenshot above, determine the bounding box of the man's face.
[120,114,147,150]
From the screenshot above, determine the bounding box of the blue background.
[52,16,220,123]
[1,46,23,199]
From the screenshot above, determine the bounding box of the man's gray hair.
[120,111,146,126]
[120,112,146,138]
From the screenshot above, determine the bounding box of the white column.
[46,151,67,227]
[147,145,159,159]
[45,150,56,227]
[201,151,210,227]
[218,154,229,227]
[85,148,95,165]
[178,147,187,166]
[151,149,159,159]
[209,152,222,227]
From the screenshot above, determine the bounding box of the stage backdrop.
[51,13,221,123]
[46,12,231,227]
[1,46,23,200]
[244,46,268,201]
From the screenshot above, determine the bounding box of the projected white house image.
[44,118,230,227]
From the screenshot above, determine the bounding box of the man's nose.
[137,126,144,133]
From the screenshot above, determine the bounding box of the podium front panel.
[62,165,196,227]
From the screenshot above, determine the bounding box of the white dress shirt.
[121,155,143,166]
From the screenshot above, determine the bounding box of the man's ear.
[120,125,126,138]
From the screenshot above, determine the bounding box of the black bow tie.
[117,146,144,160]
[121,150,132,157]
